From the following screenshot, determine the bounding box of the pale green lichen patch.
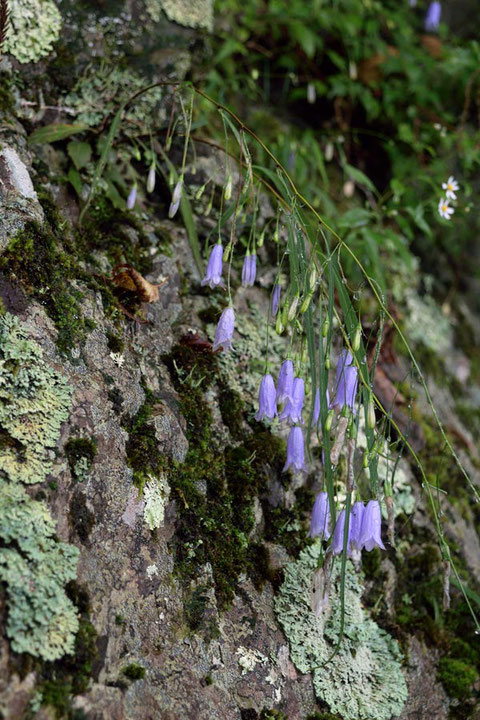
[143,475,170,530]
[3,0,62,64]
[275,542,407,720]
[0,481,79,660]
[145,0,213,31]
[0,312,72,484]
[0,313,79,661]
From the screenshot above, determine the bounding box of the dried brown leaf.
[111,264,160,303]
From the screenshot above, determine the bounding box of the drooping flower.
[201,244,224,289]
[330,509,350,556]
[241,253,257,287]
[212,307,235,352]
[358,499,386,551]
[350,501,365,550]
[438,197,454,220]
[313,387,330,427]
[126,183,137,209]
[424,1,441,31]
[308,492,330,539]
[168,179,183,218]
[279,377,305,424]
[277,359,294,404]
[332,350,358,414]
[283,426,307,473]
[255,374,277,421]
[442,176,459,200]
[147,165,156,193]
[271,283,282,317]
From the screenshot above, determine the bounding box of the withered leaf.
[111,264,161,303]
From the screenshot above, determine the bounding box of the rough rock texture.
[0,2,479,720]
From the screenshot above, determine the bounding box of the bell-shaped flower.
[359,499,386,551]
[332,350,358,414]
[271,283,281,317]
[212,307,235,352]
[147,165,156,193]
[277,359,294,404]
[313,387,330,427]
[168,179,183,218]
[126,183,137,209]
[424,1,441,31]
[283,426,307,473]
[279,377,305,424]
[350,501,365,550]
[330,509,351,556]
[241,253,257,287]
[201,244,224,289]
[308,491,330,539]
[255,374,277,421]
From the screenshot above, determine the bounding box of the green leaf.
[344,164,377,193]
[290,22,317,59]
[67,167,83,198]
[338,208,372,231]
[29,123,89,145]
[67,140,92,170]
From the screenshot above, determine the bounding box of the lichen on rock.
[274,542,408,720]
[143,474,170,530]
[145,0,213,31]
[0,312,79,661]
[0,312,72,484]
[2,0,62,64]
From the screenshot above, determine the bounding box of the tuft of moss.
[122,663,146,680]
[65,437,97,481]
[437,657,477,700]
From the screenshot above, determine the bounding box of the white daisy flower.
[438,197,454,220]
[442,176,459,200]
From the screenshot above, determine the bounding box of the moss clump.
[38,583,98,717]
[0,217,90,353]
[437,658,477,699]
[124,385,167,492]
[65,437,97,481]
[122,663,146,680]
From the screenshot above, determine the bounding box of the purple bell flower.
[332,350,358,414]
[168,179,183,218]
[126,183,137,209]
[241,253,257,287]
[201,244,224,289]
[330,509,351,556]
[283,426,307,473]
[309,492,331,539]
[212,307,235,352]
[277,359,294,404]
[255,373,277,421]
[359,500,386,551]
[424,1,441,31]
[350,501,365,550]
[271,283,281,316]
[313,387,330,426]
[279,377,305,424]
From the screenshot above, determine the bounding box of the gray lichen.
[2,0,62,64]
[0,313,79,661]
[145,0,213,31]
[274,542,408,720]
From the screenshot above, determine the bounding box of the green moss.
[106,330,125,354]
[65,437,97,481]
[0,74,15,113]
[122,663,146,680]
[124,385,167,492]
[0,212,91,353]
[218,384,245,440]
[437,658,477,700]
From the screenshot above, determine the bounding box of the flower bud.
[307,82,316,104]
[309,267,318,290]
[205,195,213,216]
[300,292,313,314]
[363,451,369,468]
[275,314,284,335]
[287,296,300,321]
[257,230,265,248]
[147,165,156,193]
[325,357,330,370]
[325,142,334,162]
[367,397,376,429]
[352,324,362,352]
[322,319,330,337]
[325,409,334,432]
[224,175,233,201]
[273,228,279,243]
[195,182,207,199]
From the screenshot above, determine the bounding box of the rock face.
[0,3,479,720]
